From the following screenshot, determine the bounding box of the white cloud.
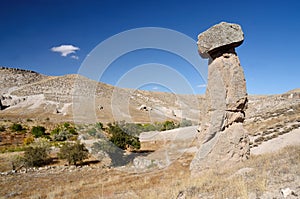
[71,55,79,60]
[51,44,80,57]
[197,84,207,88]
[152,86,159,90]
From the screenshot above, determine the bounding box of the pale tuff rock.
[190,22,249,173]
[197,22,244,58]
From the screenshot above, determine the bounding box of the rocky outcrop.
[0,66,45,95]
[190,22,250,173]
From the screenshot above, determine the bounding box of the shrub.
[23,146,50,167]
[23,138,51,167]
[51,123,77,141]
[160,120,177,131]
[63,122,70,128]
[31,126,46,138]
[53,131,69,141]
[10,123,24,132]
[107,123,141,150]
[68,127,77,135]
[180,118,193,127]
[58,141,89,165]
[23,135,35,145]
[51,127,61,135]
[95,122,104,130]
[87,128,97,136]
[142,123,157,132]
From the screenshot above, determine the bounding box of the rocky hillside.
[0,67,202,124]
[245,92,300,148]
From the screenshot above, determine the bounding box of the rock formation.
[190,22,250,173]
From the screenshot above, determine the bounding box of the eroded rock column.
[190,22,250,173]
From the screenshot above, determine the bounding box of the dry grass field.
[0,145,299,199]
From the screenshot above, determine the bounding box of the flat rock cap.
[197,22,244,58]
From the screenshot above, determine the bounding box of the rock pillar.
[190,22,250,173]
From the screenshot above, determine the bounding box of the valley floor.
[0,136,299,199]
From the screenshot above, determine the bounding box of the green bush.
[160,120,177,131]
[58,141,89,165]
[63,122,70,128]
[51,123,77,141]
[95,122,104,130]
[68,127,77,135]
[107,123,141,150]
[51,127,60,135]
[31,126,46,138]
[10,123,24,132]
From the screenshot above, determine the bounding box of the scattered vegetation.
[51,122,78,141]
[160,120,176,131]
[112,119,193,137]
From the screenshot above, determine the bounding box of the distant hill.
[0,67,203,124]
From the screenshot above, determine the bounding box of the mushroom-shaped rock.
[190,22,249,175]
[197,22,244,58]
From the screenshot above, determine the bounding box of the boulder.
[197,22,244,58]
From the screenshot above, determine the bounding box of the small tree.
[58,142,89,166]
[23,138,51,167]
[107,123,141,150]
[23,146,49,167]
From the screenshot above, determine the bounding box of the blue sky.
[0,0,299,94]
